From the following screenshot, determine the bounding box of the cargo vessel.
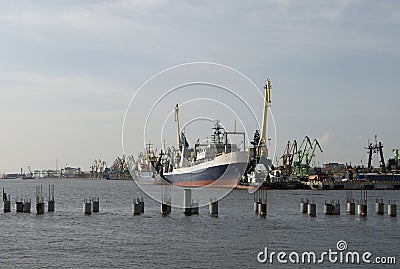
[160,119,249,187]
[160,78,273,188]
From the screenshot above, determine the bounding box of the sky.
[0,0,399,173]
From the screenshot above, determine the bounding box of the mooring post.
[209,198,218,217]
[92,197,100,213]
[183,189,192,216]
[83,198,92,215]
[300,198,309,214]
[161,184,172,216]
[191,200,199,215]
[23,198,31,213]
[48,185,55,212]
[308,200,316,217]
[388,200,397,217]
[375,198,384,215]
[358,190,368,217]
[346,197,355,215]
[36,185,45,215]
[132,197,141,216]
[3,195,11,213]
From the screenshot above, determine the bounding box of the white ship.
[160,120,249,187]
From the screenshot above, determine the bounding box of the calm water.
[0,179,398,268]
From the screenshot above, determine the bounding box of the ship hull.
[161,151,249,188]
[136,171,163,184]
[356,173,400,181]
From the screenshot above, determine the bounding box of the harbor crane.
[292,136,323,177]
[294,136,312,165]
[305,139,323,167]
[281,140,297,173]
[257,78,271,159]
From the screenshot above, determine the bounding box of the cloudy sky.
[1,0,399,173]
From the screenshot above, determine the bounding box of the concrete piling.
[132,201,141,215]
[258,203,267,217]
[48,185,55,212]
[358,190,368,217]
[183,189,192,216]
[36,185,45,215]
[253,190,262,214]
[4,199,11,213]
[161,201,171,215]
[209,198,218,217]
[36,201,45,215]
[323,200,340,215]
[324,201,333,215]
[358,203,367,217]
[346,198,356,215]
[15,200,24,213]
[161,184,171,216]
[92,197,100,213]
[137,197,144,214]
[388,200,397,217]
[375,199,384,215]
[23,199,31,213]
[307,202,316,217]
[254,189,267,217]
[132,196,144,216]
[48,200,55,212]
[300,198,309,214]
[191,200,199,215]
[333,201,341,215]
[83,199,92,215]
[3,190,10,213]
[254,200,260,214]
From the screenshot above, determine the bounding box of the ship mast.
[174,104,181,149]
[258,78,271,158]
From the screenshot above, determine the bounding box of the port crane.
[292,136,323,177]
[305,139,323,167]
[297,136,312,163]
[242,78,272,180]
[257,78,271,159]
[281,140,297,173]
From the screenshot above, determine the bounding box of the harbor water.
[0,179,399,268]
